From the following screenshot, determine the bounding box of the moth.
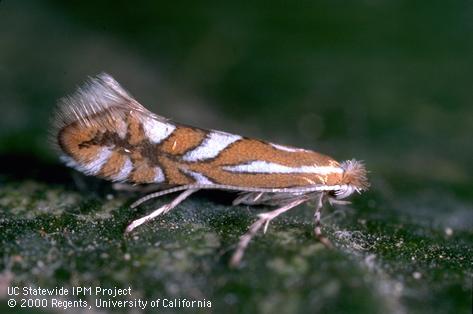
[52,73,369,266]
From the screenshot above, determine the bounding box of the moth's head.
[333,159,369,199]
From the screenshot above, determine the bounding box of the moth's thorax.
[53,73,369,196]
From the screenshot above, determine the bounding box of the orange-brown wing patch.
[130,160,157,183]
[159,127,206,155]
[100,151,127,179]
[158,156,193,185]
[214,139,338,168]
[58,110,126,161]
[127,114,146,145]
[58,124,101,163]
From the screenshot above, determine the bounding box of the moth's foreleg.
[314,193,333,248]
[125,188,199,233]
[230,198,307,267]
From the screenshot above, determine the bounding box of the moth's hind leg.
[125,188,199,233]
[313,193,333,248]
[230,198,307,267]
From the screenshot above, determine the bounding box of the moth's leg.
[313,193,333,248]
[232,192,265,206]
[125,188,199,233]
[230,198,307,267]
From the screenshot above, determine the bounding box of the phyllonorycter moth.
[52,73,369,266]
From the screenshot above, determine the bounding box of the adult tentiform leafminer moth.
[52,73,369,266]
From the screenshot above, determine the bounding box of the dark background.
[0,1,472,313]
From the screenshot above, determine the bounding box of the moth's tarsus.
[229,197,308,267]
